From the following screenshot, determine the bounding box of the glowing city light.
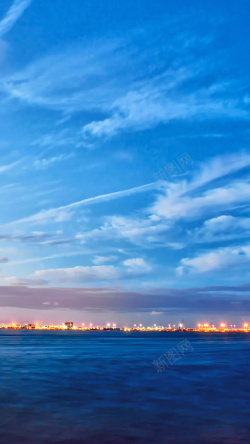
[0,321,249,332]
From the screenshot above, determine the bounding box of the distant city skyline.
[1,320,249,331]
[0,0,250,324]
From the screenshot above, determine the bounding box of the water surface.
[0,330,249,443]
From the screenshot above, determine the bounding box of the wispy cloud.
[4,181,159,226]
[81,80,248,140]
[31,129,86,152]
[0,0,32,38]
[151,152,250,221]
[0,161,19,174]
[30,259,151,284]
[2,23,249,142]
[2,39,126,110]
[33,153,74,170]
[193,215,250,243]
[76,215,170,247]
[31,265,122,284]
[92,255,117,265]
[10,250,94,265]
[73,152,250,251]
[123,257,151,270]
[178,244,250,275]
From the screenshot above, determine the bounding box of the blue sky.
[0,0,250,326]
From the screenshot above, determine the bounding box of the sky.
[0,0,250,326]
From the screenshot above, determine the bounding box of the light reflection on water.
[0,330,249,443]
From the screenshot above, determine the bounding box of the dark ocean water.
[0,331,249,444]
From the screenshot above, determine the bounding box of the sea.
[0,330,249,444]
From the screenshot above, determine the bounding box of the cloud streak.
[151,152,250,221]
[4,181,159,227]
[0,0,32,38]
[0,161,19,174]
[2,24,249,142]
[73,152,250,252]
